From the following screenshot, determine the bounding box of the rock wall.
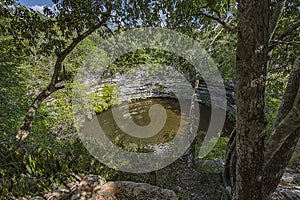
[93,71,236,122]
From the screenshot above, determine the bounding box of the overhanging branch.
[16,2,112,140]
[199,12,236,33]
[51,9,112,85]
[269,19,300,51]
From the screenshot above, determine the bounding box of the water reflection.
[97,97,233,152]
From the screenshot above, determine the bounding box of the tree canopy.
[0,0,299,199]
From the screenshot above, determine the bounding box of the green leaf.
[25,164,32,174]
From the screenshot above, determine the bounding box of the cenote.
[96,97,234,152]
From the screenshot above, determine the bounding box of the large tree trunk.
[222,0,300,199]
[16,86,63,140]
[224,57,300,200]
[234,0,269,199]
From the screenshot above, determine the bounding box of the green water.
[97,98,182,149]
[97,97,233,151]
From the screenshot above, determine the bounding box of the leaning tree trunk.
[262,58,300,199]
[233,0,270,199]
[16,9,111,140]
[223,128,236,193]
[186,79,200,167]
[16,51,69,140]
[16,85,64,140]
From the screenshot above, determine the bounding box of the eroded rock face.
[94,181,178,200]
[93,71,236,122]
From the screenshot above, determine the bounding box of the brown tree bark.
[223,65,300,197]
[16,86,64,140]
[222,0,300,198]
[223,128,236,191]
[223,0,300,197]
[234,0,270,199]
[224,57,300,200]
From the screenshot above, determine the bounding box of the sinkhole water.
[96,97,234,152]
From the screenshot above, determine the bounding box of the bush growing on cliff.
[94,84,120,113]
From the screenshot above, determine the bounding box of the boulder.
[272,173,300,200]
[37,175,177,200]
[94,181,178,200]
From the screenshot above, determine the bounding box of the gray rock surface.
[33,174,177,200]
[272,173,300,200]
[95,181,178,200]
[93,70,236,121]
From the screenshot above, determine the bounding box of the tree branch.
[199,12,236,33]
[262,127,300,199]
[50,9,111,86]
[226,0,231,13]
[264,97,300,163]
[276,19,300,41]
[269,19,300,51]
[223,128,236,188]
[263,57,300,196]
[104,24,115,36]
[274,56,300,127]
[54,85,65,90]
[262,109,300,199]
[16,85,66,140]
[264,57,300,167]
[211,8,222,19]
[16,2,112,140]
[270,40,300,46]
[208,27,225,53]
[269,0,287,42]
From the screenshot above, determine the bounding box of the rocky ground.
[16,156,226,200]
[16,154,300,200]
[273,172,300,200]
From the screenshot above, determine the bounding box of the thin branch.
[277,19,300,41]
[223,129,237,186]
[199,12,236,33]
[104,24,115,36]
[54,85,65,90]
[269,0,287,42]
[211,8,222,19]
[208,27,224,53]
[270,40,300,46]
[207,15,233,54]
[269,19,300,51]
[227,0,231,13]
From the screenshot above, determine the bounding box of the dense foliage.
[0,0,299,199]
